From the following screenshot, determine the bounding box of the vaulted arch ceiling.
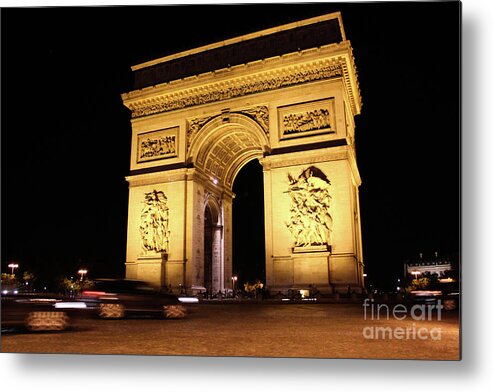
[188,112,269,189]
[196,127,264,188]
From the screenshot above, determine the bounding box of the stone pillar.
[212,225,223,292]
[222,195,233,289]
[260,158,275,290]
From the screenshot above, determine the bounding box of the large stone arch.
[122,12,365,294]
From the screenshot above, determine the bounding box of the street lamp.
[231,275,238,292]
[78,269,88,281]
[8,263,19,275]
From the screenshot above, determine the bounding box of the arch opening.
[204,204,213,292]
[232,158,266,290]
[203,198,222,294]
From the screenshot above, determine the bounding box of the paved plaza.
[1,303,460,360]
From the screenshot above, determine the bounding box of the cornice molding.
[125,168,189,187]
[260,147,350,170]
[122,43,362,119]
[125,60,341,119]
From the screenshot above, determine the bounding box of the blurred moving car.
[81,279,188,319]
[1,292,87,331]
[409,290,459,310]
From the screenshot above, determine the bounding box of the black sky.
[1,2,460,289]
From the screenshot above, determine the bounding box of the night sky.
[1,2,460,290]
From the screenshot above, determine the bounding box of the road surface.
[1,303,460,359]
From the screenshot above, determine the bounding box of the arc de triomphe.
[122,12,365,294]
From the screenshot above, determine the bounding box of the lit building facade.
[405,254,453,278]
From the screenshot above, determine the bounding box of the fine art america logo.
[362,299,444,340]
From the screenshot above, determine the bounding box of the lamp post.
[8,263,19,275]
[231,275,238,293]
[78,269,88,281]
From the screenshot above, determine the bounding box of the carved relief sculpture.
[283,108,331,135]
[140,190,170,255]
[187,115,214,147]
[140,136,176,159]
[285,166,333,249]
[240,105,269,134]
[137,127,178,163]
[279,98,335,140]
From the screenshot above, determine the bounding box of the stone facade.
[122,12,364,294]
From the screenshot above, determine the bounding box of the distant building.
[404,253,454,278]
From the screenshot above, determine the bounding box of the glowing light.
[8,263,19,275]
[78,269,88,280]
[55,302,87,309]
[410,290,442,297]
[178,297,199,304]
[2,290,8,295]
[213,178,218,185]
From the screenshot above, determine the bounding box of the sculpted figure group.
[286,166,333,248]
[283,108,331,134]
[140,136,176,160]
[140,190,170,254]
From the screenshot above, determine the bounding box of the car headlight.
[54,302,87,309]
[178,297,199,304]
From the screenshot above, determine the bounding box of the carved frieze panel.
[140,190,170,255]
[137,127,178,163]
[128,60,343,118]
[285,166,333,250]
[278,99,335,140]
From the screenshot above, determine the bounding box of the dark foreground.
[1,303,460,360]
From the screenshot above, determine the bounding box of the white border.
[2,0,492,391]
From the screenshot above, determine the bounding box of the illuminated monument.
[121,12,364,294]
